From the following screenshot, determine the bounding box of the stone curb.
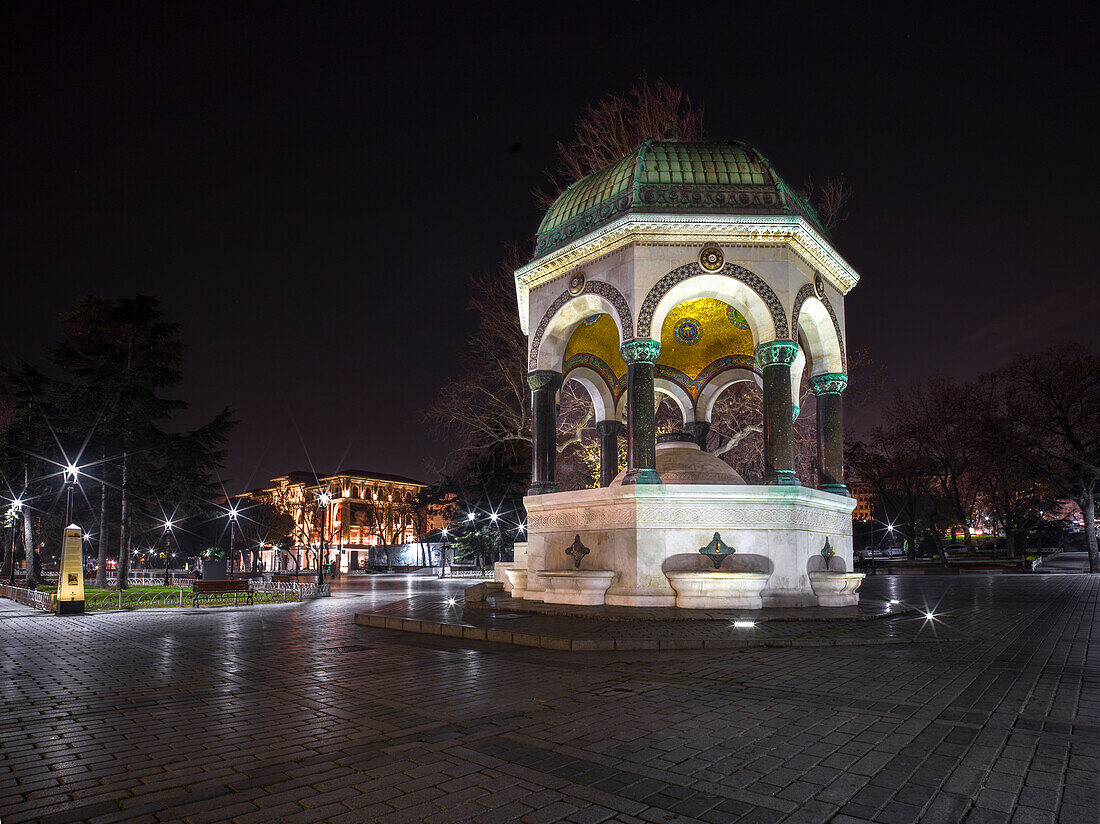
[353,611,937,651]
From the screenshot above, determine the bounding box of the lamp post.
[162,520,174,586]
[63,463,79,527]
[317,491,330,586]
[8,498,22,585]
[226,505,240,575]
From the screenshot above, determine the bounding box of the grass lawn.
[35,583,302,610]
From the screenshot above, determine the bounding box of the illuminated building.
[243,470,436,572]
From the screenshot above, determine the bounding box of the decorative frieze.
[525,499,852,534]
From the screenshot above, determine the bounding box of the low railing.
[252,581,330,599]
[86,589,189,610]
[441,567,493,578]
[0,583,54,611]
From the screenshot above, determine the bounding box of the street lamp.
[227,505,239,575]
[63,463,80,526]
[162,519,174,586]
[317,491,331,586]
[7,497,23,585]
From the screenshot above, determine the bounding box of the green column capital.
[620,338,662,365]
[755,339,799,369]
[527,370,562,392]
[809,373,848,395]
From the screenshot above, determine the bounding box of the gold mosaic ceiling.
[658,298,754,380]
[563,298,755,392]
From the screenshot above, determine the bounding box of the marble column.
[755,340,800,486]
[527,370,561,495]
[595,420,623,487]
[621,338,662,485]
[686,420,711,452]
[810,373,848,495]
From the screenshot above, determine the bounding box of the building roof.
[270,470,427,487]
[533,140,829,261]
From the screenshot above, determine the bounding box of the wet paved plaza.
[1,573,1097,824]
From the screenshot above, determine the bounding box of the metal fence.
[252,581,330,598]
[0,584,54,611]
[441,568,493,578]
[86,589,189,610]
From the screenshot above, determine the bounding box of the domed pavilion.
[511,140,862,608]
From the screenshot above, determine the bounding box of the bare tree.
[799,174,854,234]
[891,375,983,552]
[537,75,707,207]
[1000,344,1100,572]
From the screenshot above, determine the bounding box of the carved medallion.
[567,271,586,295]
[699,246,724,272]
[814,272,826,299]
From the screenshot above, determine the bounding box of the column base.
[764,470,801,486]
[56,600,84,615]
[527,482,559,496]
[622,468,662,485]
[820,483,849,496]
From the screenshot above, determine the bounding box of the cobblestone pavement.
[1,574,1097,824]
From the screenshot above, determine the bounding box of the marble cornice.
[514,214,860,334]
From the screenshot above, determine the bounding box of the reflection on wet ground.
[1,573,1096,823]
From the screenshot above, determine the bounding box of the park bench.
[192,579,253,607]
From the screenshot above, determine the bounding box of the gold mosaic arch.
[562,299,757,405]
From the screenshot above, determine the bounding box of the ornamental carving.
[620,338,662,365]
[567,271,586,295]
[526,502,851,534]
[637,261,789,340]
[791,282,847,371]
[809,373,848,395]
[526,370,562,392]
[755,340,799,368]
[699,245,724,272]
[529,279,633,370]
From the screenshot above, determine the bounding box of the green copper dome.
[533,140,829,261]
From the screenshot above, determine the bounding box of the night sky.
[3,3,1095,492]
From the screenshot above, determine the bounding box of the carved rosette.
[755,340,799,369]
[620,338,662,365]
[527,370,562,392]
[809,373,848,396]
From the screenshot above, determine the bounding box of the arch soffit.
[529,280,633,371]
[638,262,789,344]
[698,367,760,423]
[653,378,695,426]
[563,366,615,421]
[791,283,846,373]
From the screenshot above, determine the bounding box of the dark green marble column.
[810,373,848,495]
[595,420,623,487]
[686,420,711,452]
[527,370,562,495]
[755,340,800,486]
[621,338,662,485]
